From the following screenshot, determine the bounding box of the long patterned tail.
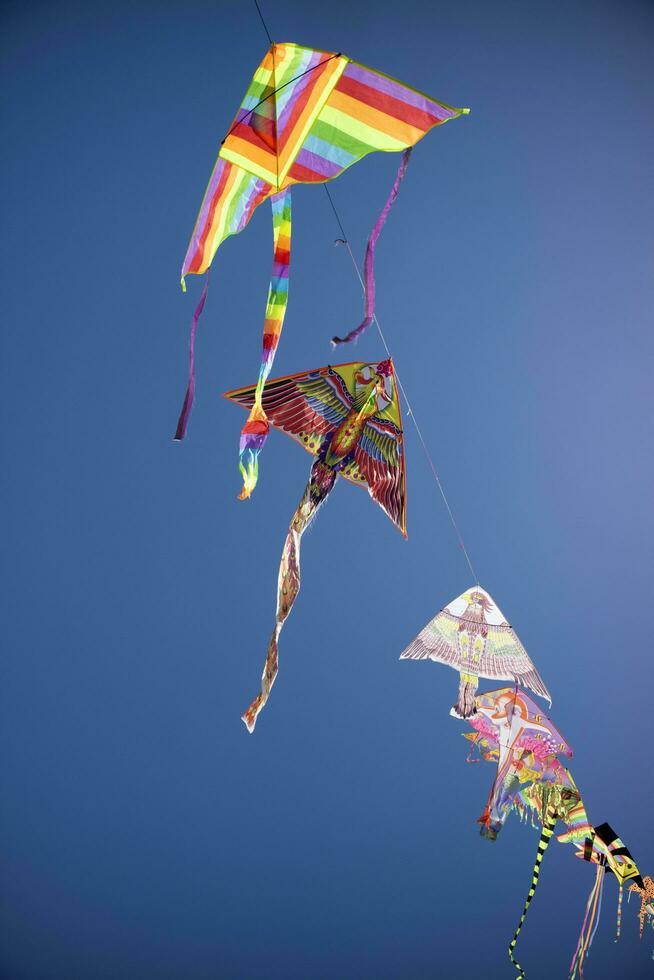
[241,462,336,732]
[238,189,292,499]
[508,804,557,977]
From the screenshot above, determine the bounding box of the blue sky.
[2,1,653,977]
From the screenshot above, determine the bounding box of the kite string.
[253,0,273,45]
[252,0,478,584]
[323,184,479,585]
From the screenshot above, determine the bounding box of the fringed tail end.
[238,412,269,500]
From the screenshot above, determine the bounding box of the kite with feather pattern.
[225,359,406,731]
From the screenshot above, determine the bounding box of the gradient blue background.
[2,2,653,977]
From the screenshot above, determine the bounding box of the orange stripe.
[224,135,277,175]
[203,165,240,261]
[328,89,426,144]
[277,58,344,177]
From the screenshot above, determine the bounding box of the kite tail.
[239,189,292,499]
[331,148,412,346]
[569,863,605,979]
[241,461,336,732]
[614,883,623,942]
[173,275,210,440]
[452,671,478,719]
[509,804,557,977]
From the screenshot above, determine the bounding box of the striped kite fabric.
[177,41,467,493]
[238,188,292,499]
[181,42,468,282]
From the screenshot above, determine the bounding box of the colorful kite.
[462,687,572,840]
[175,41,468,499]
[225,358,405,731]
[455,688,643,978]
[400,587,551,717]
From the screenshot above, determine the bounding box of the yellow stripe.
[318,103,408,152]
[327,89,428,145]
[277,55,348,184]
[221,142,278,186]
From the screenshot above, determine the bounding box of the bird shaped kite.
[400,587,551,718]
[175,41,468,499]
[225,358,405,731]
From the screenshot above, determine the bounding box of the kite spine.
[508,803,557,977]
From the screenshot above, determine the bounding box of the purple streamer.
[332,148,412,346]
[174,275,210,441]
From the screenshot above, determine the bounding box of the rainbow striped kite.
[176,42,469,498]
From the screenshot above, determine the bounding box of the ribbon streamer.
[238,189,292,498]
[332,147,412,346]
[174,275,210,441]
[569,863,605,979]
[242,460,336,732]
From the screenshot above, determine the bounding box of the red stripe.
[276,56,333,157]
[262,333,279,351]
[189,161,232,273]
[242,419,268,436]
[227,122,278,159]
[285,160,327,184]
[335,74,439,132]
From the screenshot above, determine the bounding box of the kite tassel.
[332,147,412,346]
[174,275,210,441]
[238,405,270,500]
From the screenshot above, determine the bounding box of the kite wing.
[399,605,462,664]
[182,42,468,279]
[340,411,406,537]
[224,364,353,457]
[474,624,551,701]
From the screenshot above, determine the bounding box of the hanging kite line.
[323,184,479,585]
[253,0,273,45]
[249,0,477,583]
